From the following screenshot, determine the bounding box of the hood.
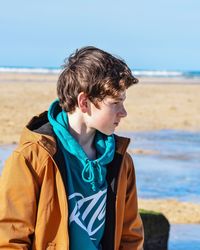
[19,111,130,159]
[47,99,116,191]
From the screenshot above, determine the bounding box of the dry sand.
[1,73,200,144]
[139,198,200,224]
[0,72,200,224]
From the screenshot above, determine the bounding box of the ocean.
[0,66,200,79]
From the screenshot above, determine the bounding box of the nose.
[119,105,127,118]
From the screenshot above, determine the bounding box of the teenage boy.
[0,46,144,250]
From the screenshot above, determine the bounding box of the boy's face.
[87,91,127,135]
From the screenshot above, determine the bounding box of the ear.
[77,92,89,113]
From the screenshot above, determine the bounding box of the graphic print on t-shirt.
[69,189,107,240]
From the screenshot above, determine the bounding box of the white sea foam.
[0,67,199,78]
[0,67,60,74]
[132,70,183,77]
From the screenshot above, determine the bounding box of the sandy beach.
[138,199,200,224]
[1,73,200,144]
[0,72,200,224]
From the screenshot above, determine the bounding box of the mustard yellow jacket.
[0,112,144,250]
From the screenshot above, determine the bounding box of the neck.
[67,111,96,159]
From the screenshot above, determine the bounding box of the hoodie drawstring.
[81,160,103,191]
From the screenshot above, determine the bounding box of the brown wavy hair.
[57,46,138,113]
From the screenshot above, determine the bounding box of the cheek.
[92,109,114,125]
[95,110,112,122]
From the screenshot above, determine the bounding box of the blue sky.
[0,0,200,70]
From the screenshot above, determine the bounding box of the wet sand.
[0,72,200,224]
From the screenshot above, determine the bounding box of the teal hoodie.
[48,100,115,250]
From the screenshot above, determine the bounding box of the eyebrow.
[114,96,126,101]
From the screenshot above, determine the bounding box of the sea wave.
[0,67,200,78]
[0,67,60,74]
[133,70,184,77]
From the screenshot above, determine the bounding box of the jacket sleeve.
[120,153,144,250]
[0,149,41,249]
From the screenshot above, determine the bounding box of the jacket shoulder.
[8,142,54,181]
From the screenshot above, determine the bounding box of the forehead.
[106,90,126,101]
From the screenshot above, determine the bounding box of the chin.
[99,129,114,136]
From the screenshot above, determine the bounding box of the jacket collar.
[114,134,130,156]
[20,111,130,157]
